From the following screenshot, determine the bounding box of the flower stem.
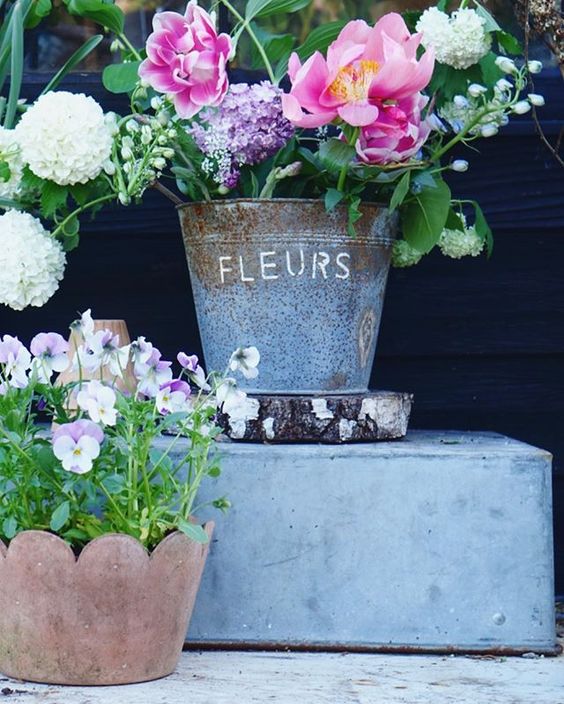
[219,0,276,84]
[117,33,142,62]
[337,127,359,192]
[51,194,116,240]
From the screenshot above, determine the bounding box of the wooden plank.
[2,649,563,703]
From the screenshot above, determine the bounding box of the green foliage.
[41,34,104,95]
[318,138,356,173]
[64,0,124,34]
[389,172,411,213]
[471,200,494,256]
[103,61,142,94]
[245,0,311,20]
[400,179,451,253]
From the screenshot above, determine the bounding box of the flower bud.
[527,93,545,107]
[527,60,543,74]
[162,148,175,159]
[468,83,487,98]
[495,78,512,92]
[103,159,116,176]
[217,185,230,195]
[150,97,162,111]
[152,157,166,171]
[481,124,498,138]
[157,111,171,127]
[141,125,153,145]
[123,161,132,174]
[512,100,531,115]
[451,160,469,173]
[167,128,177,140]
[125,119,139,133]
[453,95,469,108]
[121,146,134,161]
[495,56,516,73]
[118,192,131,206]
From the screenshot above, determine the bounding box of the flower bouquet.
[0,309,259,683]
[0,0,544,391]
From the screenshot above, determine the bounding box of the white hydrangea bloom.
[416,7,492,70]
[392,240,424,268]
[438,215,484,259]
[0,127,22,198]
[0,210,66,310]
[16,92,114,186]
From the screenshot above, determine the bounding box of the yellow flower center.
[329,60,380,102]
[73,448,82,457]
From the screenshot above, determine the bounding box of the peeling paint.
[339,419,356,441]
[263,418,275,440]
[311,399,334,421]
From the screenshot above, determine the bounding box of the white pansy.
[0,127,22,198]
[391,240,424,268]
[416,7,491,70]
[229,346,260,379]
[438,215,484,260]
[0,210,65,311]
[15,92,113,186]
[77,380,118,426]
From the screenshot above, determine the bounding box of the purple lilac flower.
[187,81,295,189]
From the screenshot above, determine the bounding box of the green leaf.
[102,60,141,94]
[318,138,355,174]
[42,34,104,94]
[62,214,79,237]
[472,201,494,257]
[428,63,482,105]
[325,187,344,211]
[479,52,503,87]
[178,519,209,544]
[474,3,501,32]
[0,159,10,182]
[2,517,17,540]
[347,196,363,237]
[65,0,124,34]
[496,31,522,55]
[245,0,310,20]
[4,1,23,129]
[250,25,294,71]
[50,501,70,532]
[41,181,68,217]
[25,0,52,29]
[445,207,465,231]
[389,172,410,213]
[401,179,451,253]
[296,21,347,61]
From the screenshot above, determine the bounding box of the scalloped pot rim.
[0,525,214,565]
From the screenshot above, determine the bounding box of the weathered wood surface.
[219,391,412,442]
[2,648,562,704]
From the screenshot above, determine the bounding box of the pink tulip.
[282,13,434,129]
[139,1,232,119]
[355,93,431,165]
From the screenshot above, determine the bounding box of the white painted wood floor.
[2,649,563,704]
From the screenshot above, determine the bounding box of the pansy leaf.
[2,517,17,540]
[50,501,70,532]
[178,519,209,544]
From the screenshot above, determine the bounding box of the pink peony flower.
[356,93,432,164]
[282,13,434,128]
[138,1,232,119]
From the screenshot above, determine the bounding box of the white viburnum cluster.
[0,210,66,310]
[392,239,424,268]
[15,91,115,186]
[0,127,22,198]
[416,7,492,70]
[438,215,484,260]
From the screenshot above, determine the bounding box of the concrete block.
[164,431,555,653]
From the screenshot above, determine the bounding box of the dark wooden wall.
[6,71,564,594]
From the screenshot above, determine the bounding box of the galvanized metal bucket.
[178,199,396,394]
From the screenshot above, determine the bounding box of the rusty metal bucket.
[178,199,396,394]
[0,526,213,685]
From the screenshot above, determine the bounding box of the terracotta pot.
[0,526,213,685]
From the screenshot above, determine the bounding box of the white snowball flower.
[392,240,424,268]
[416,7,492,70]
[0,210,66,310]
[0,127,22,198]
[16,91,114,186]
[438,215,484,260]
